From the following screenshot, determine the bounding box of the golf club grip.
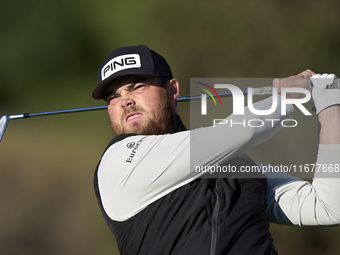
[252,78,340,96]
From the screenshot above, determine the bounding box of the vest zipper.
[210,181,220,255]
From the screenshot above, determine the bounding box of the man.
[92,45,340,255]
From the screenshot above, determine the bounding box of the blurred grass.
[1,0,340,254]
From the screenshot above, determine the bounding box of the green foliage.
[1,0,340,254]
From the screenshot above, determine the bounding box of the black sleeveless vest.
[94,115,277,255]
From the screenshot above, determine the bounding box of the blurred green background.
[1,0,340,254]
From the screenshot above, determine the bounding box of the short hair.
[159,76,170,87]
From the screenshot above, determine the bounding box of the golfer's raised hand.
[273,69,315,98]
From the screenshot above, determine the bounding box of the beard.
[111,92,174,136]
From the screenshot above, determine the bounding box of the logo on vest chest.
[126,142,135,149]
[126,137,146,163]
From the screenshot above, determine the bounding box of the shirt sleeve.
[265,144,340,226]
[97,96,294,221]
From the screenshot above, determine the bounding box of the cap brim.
[92,72,166,100]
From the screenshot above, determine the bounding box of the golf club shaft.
[5,90,239,120]
[0,88,244,142]
[4,88,260,120]
[8,105,108,120]
[5,77,340,119]
[1,78,340,142]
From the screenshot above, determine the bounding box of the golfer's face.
[104,75,173,135]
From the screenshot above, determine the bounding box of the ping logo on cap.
[101,54,141,80]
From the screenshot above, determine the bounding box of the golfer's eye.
[134,84,146,90]
[105,94,119,104]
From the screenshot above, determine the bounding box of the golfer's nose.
[121,97,135,109]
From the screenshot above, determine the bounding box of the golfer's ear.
[168,78,180,101]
